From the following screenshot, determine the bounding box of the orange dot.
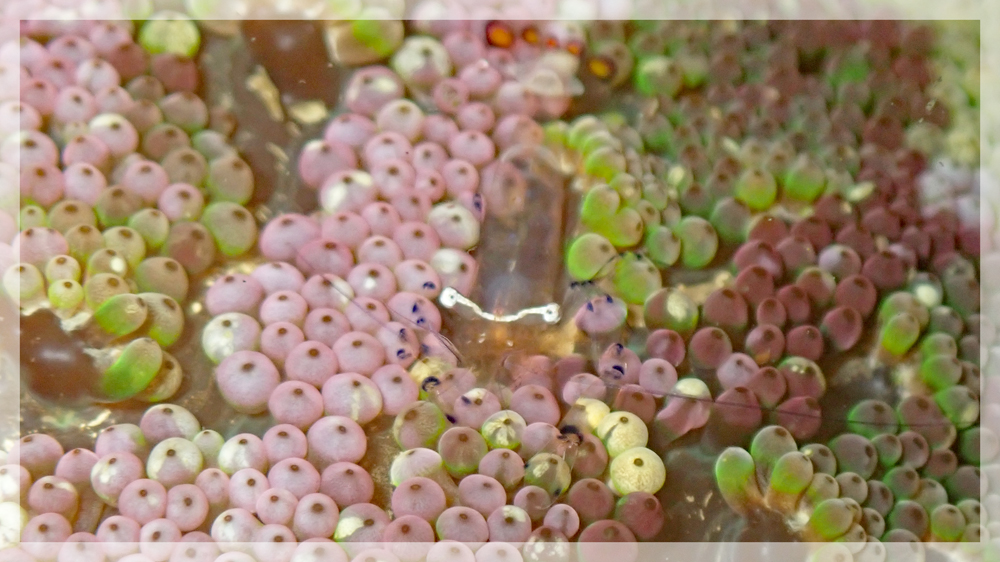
[485,21,514,49]
[521,26,540,45]
[588,57,616,80]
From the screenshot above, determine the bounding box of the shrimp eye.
[561,425,581,439]
[565,40,585,56]
[521,25,540,45]
[485,21,515,48]
[587,56,616,81]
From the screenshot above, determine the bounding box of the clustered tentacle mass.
[0,7,991,562]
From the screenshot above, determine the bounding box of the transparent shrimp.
[468,144,568,315]
[298,185,958,445]
[295,245,467,368]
